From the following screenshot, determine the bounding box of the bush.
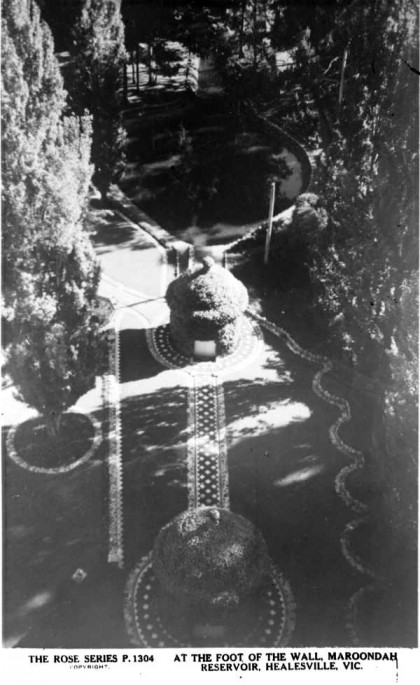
[166,257,248,355]
[374,272,418,555]
[292,193,329,236]
[153,507,271,608]
[226,193,329,276]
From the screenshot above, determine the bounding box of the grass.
[3,414,110,647]
[121,95,304,245]
[225,375,356,646]
[117,327,189,568]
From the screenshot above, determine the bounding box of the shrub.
[292,193,329,236]
[153,507,271,608]
[166,257,249,355]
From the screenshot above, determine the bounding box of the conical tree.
[2,0,105,436]
[70,0,127,200]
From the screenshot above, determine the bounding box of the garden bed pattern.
[145,316,263,511]
[123,313,296,647]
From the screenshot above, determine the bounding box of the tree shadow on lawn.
[119,329,163,384]
[130,139,292,236]
[122,95,298,238]
[126,88,193,113]
[124,92,196,144]
[2,408,116,647]
[129,240,166,254]
[258,329,385,514]
[13,562,128,649]
[92,218,136,248]
[119,386,189,570]
[255,329,417,646]
[224,375,416,646]
[222,376,374,646]
[92,217,161,255]
[233,260,329,350]
[225,333,383,528]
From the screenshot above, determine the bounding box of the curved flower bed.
[244,101,313,193]
[223,103,316,257]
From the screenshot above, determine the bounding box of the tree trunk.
[338,45,349,117]
[239,0,246,58]
[100,186,108,204]
[148,42,154,85]
[314,92,333,149]
[123,61,128,103]
[47,412,63,439]
[185,48,191,88]
[136,45,140,93]
[253,0,258,67]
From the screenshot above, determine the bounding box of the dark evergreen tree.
[2,0,105,435]
[173,1,227,59]
[214,1,278,103]
[37,0,84,51]
[297,0,419,552]
[302,0,419,368]
[228,0,275,65]
[70,0,127,200]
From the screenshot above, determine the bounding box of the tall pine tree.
[284,0,419,554]
[2,0,105,435]
[70,0,127,200]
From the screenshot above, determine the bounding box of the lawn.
[3,415,110,647]
[224,329,364,646]
[121,94,307,246]
[118,326,189,569]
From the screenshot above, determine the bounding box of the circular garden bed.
[7,412,101,474]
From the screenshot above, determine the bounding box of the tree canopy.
[299,0,419,369]
[2,0,105,430]
[70,0,127,198]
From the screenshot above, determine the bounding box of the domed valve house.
[166,256,249,360]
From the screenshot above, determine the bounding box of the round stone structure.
[166,257,249,357]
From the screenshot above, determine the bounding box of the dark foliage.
[166,258,248,354]
[70,0,127,199]
[2,0,105,428]
[153,507,271,608]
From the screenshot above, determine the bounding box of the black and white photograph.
[1,0,418,662]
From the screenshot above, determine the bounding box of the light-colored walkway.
[94,209,171,327]
[95,210,167,298]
